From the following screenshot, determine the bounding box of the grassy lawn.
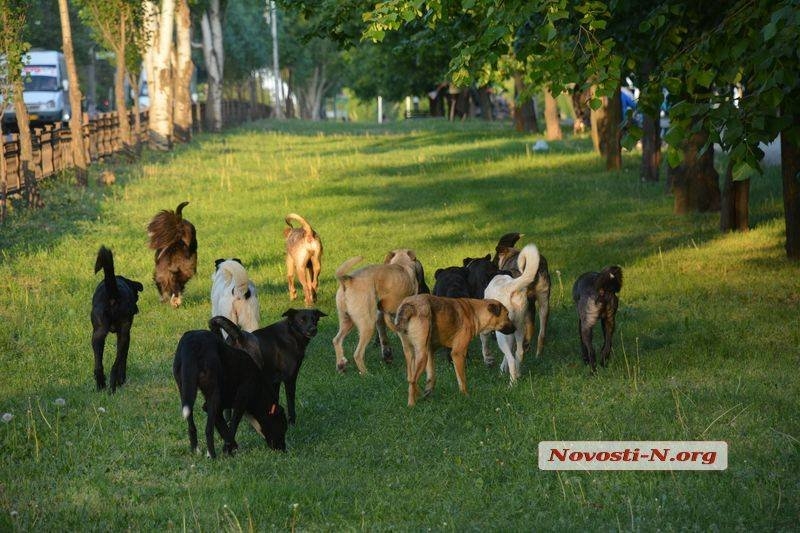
[0,118,797,531]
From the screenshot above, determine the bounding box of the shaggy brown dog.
[394,294,515,406]
[572,266,623,371]
[332,249,424,375]
[284,213,323,306]
[147,201,197,307]
[492,232,551,356]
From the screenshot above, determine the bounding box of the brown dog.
[332,249,424,375]
[147,201,197,308]
[284,213,323,306]
[394,294,515,406]
[492,232,551,356]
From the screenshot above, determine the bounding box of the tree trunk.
[544,87,562,141]
[200,0,224,132]
[572,87,591,135]
[604,84,622,170]
[58,0,88,186]
[114,12,132,153]
[146,0,176,150]
[477,86,493,121]
[513,74,539,133]
[720,160,750,231]
[12,83,42,208]
[640,112,661,181]
[299,65,328,120]
[781,124,800,259]
[669,129,721,214]
[173,0,193,143]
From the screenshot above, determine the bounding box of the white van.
[2,50,71,128]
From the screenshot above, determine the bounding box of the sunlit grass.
[0,118,797,530]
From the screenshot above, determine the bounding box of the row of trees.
[276,0,799,259]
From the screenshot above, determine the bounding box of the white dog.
[210,259,260,334]
[481,243,540,384]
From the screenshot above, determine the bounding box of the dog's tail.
[285,213,316,242]
[209,315,245,343]
[147,201,191,250]
[335,256,363,285]
[507,243,541,294]
[492,232,523,264]
[174,345,198,420]
[595,266,623,295]
[94,246,119,301]
[393,300,416,334]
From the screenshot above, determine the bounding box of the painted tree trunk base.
[148,131,173,152]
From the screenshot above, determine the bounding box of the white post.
[378,96,383,124]
[405,96,411,118]
[269,0,283,119]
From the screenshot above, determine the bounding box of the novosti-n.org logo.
[538,441,728,471]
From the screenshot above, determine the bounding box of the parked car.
[2,50,71,129]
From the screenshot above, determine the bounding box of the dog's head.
[463,254,498,298]
[492,232,523,267]
[283,308,327,339]
[595,265,623,295]
[385,249,430,294]
[481,299,516,335]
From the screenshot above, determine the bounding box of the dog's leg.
[332,313,354,372]
[600,315,615,367]
[352,318,377,375]
[309,255,321,302]
[579,321,596,371]
[186,411,199,455]
[524,297,536,353]
[92,327,108,390]
[536,290,550,357]
[109,324,132,392]
[376,312,392,364]
[205,391,223,459]
[496,333,519,384]
[285,378,297,425]
[286,254,297,301]
[451,351,469,395]
[300,259,314,306]
[479,332,495,366]
[400,334,419,407]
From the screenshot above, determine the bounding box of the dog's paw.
[170,294,182,308]
[382,347,393,364]
[483,356,496,367]
[223,442,238,455]
[336,359,348,373]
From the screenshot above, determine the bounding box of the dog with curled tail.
[147,201,197,308]
[572,266,623,371]
[284,213,323,306]
[211,258,260,334]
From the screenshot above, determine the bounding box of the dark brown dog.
[91,246,143,392]
[284,213,323,306]
[147,201,197,308]
[572,266,623,371]
[492,232,551,356]
[333,249,426,374]
[394,294,515,406]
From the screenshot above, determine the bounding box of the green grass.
[0,118,798,531]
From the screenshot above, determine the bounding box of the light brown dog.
[332,249,423,374]
[284,213,323,306]
[492,232,551,357]
[394,294,515,406]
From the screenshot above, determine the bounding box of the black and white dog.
[211,258,260,333]
[173,317,287,458]
[572,266,623,371]
[91,246,143,392]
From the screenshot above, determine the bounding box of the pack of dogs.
[91,204,623,458]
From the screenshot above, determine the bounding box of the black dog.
[432,266,470,298]
[249,309,326,425]
[462,254,501,298]
[572,266,623,371]
[173,317,287,458]
[91,246,143,392]
[147,201,197,308]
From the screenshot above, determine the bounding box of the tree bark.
[605,85,622,170]
[544,87,562,141]
[12,83,42,208]
[781,125,800,259]
[146,0,176,150]
[113,12,132,153]
[58,0,88,186]
[477,86,493,121]
[513,74,539,133]
[720,160,750,231]
[173,0,193,143]
[640,112,661,182]
[669,129,721,214]
[572,87,591,135]
[200,0,224,132]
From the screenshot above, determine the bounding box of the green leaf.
[589,97,603,111]
[762,21,777,41]
[667,146,684,168]
[695,70,714,89]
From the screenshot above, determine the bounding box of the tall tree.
[200,0,224,131]
[144,0,175,150]
[173,0,192,142]
[58,0,89,186]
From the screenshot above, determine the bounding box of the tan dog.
[394,294,515,406]
[284,213,323,306]
[332,249,423,374]
[493,232,551,357]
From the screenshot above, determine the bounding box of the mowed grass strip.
[0,119,797,531]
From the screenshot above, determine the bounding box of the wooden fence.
[1,100,272,199]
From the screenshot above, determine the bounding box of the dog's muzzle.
[500,324,516,334]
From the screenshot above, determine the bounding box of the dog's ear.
[406,249,417,261]
[314,309,328,318]
[462,257,471,266]
[483,254,491,261]
[435,268,444,278]
[383,251,396,264]
[214,258,225,270]
[281,309,296,318]
[231,258,243,265]
[487,301,504,316]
